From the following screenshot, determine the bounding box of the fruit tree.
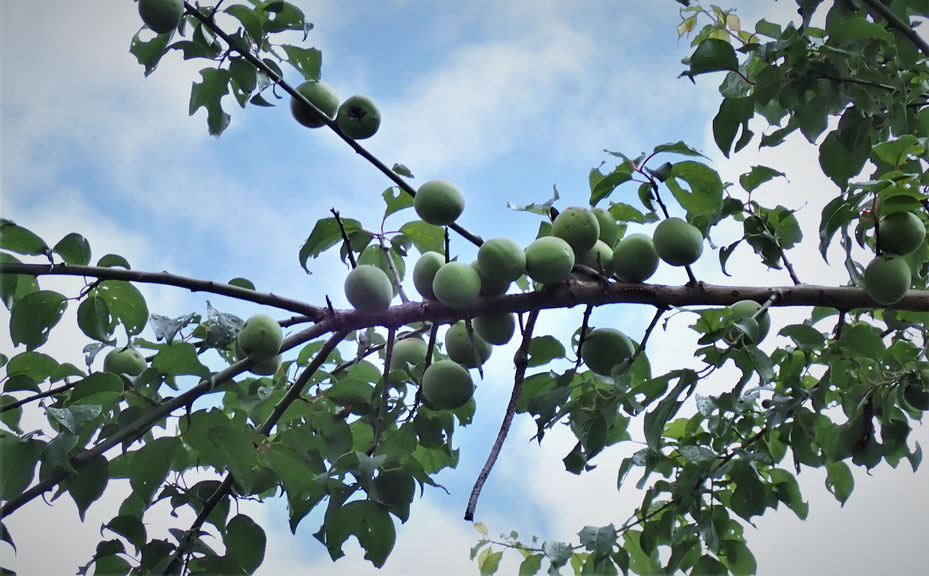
[2,1,929,575]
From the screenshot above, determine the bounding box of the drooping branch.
[0,263,326,320]
[170,330,347,569]
[861,0,929,59]
[464,308,539,521]
[180,2,484,249]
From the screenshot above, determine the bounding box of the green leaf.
[779,324,825,351]
[713,96,754,157]
[768,468,808,520]
[0,253,39,310]
[151,343,211,378]
[527,336,566,367]
[644,372,695,452]
[5,351,58,384]
[129,30,172,77]
[225,4,264,42]
[228,277,256,290]
[50,233,91,265]
[818,129,868,191]
[10,290,67,350]
[873,135,924,168]
[578,524,617,558]
[689,38,738,75]
[0,221,48,257]
[825,461,854,505]
[0,436,42,501]
[590,167,634,205]
[94,281,149,337]
[130,437,179,505]
[542,541,573,568]
[478,546,504,576]
[281,44,322,81]
[392,164,414,178]
[77,295,114,342]
[97,254,131,269]
[63,454,109,521]
[739,166,785,193]
[325,500,396,568]
[225,514,266,574]
[651,141,706,158]
[693,554,728,575]
[519,554,544,576]
[399,220,446,255]
[299,217,363,272]
[665,162,724,215]
[105,515,147,552]
[382,187,415,219]
[189,67,232,136]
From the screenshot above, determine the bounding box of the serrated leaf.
[189,67,232,136]
[325,500,396,568]
[10,290,67,350]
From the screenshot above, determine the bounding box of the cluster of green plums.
[234,314,284,376]
[291,81,381,140]
[864,210,927,305]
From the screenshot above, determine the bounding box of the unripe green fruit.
[580,328,635,376]
[138,0,183,34]
[414,180,465,226]
[390,337,428,371]
[478,237,526,283]
[728,300,771,344]
[237,314,284,362]
[552,207,600,253]
[336,95,381,140]
[421,359,475,410]
[578,240,614,274]
[652,217,704,266]
[103,347,147,376]
[472,313,516,345]
[432,261,481,308]
[290,81,340,128]
[413,252,445,300]
[234,341,282,376]
[878,211,926,255]
[344,264,394,314]
[444,321,492,368]
[611,233,659,282]
[864,254,911,305]
[525,236,575,285]
[592,207,618,247]
[471,261,510,296]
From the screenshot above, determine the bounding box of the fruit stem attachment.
[464,309,540,521]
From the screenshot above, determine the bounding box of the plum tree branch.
[181,1,484,248]
[464,308,539,521]
[860,0,929,59]
[0,262,325,320]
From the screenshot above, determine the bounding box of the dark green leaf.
[578,524,617,558]
[97,254,131,269]
[77,295,114,342]
[10,290,67,350]
[325,500,396,568]
[399,221,446,255]
[63,454,108,521]
[528,336,566,367]
[189,67,232,136]
[382,187,415,219]
[0,253,39,310]
[130,437,179,505]
[591,168,634,205]
[225,4,264,41]
[105,515,147,552]
[689,38,738,75]
[151,343,210,378]
[225,514,266,574]
[825,461,854,505]
[281,44,322,81]
[713,96,754,157]
[0,436,42,501]
[299,217,363,272]
[5,351,58,384]
[52,233,91,265]
[228,277,255,290]
[665,162,724,215]
[129,30,172,77]
[0,221,48,257]
[740,165,785,194]
[94,281,148,337]
[644,373,695,452]
[519,554,544,576]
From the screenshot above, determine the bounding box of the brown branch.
[0,381,78,413]
[0,263,325,320]
[169,330,347,567]
[331,209,357,269]
[861,0,929,59]
[464,309,540,521]
[622,306,667,374]
[574,304,594,370]
[180,2,484,249]
[372,328,396,450]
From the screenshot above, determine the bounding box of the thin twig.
[378,237,409,303]
[464,309,539,521]
[574,304,594,370]
[0,263,326,320]
[181,2,484,248]
[0,381,79,413]
[331,209,357,269]
[780,248,801,285]
[622,306,667,374]
[373,328,396,450]
[464,318,485,380]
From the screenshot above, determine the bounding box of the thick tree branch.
[861,0,929,59]
[465,309,539,521]
[181,2,484,248]
[0,263,325,320]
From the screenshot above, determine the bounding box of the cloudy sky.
[2,1,928,575]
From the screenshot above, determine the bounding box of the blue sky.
[2,1,929,575]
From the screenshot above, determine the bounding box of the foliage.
[1,1,929,575]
